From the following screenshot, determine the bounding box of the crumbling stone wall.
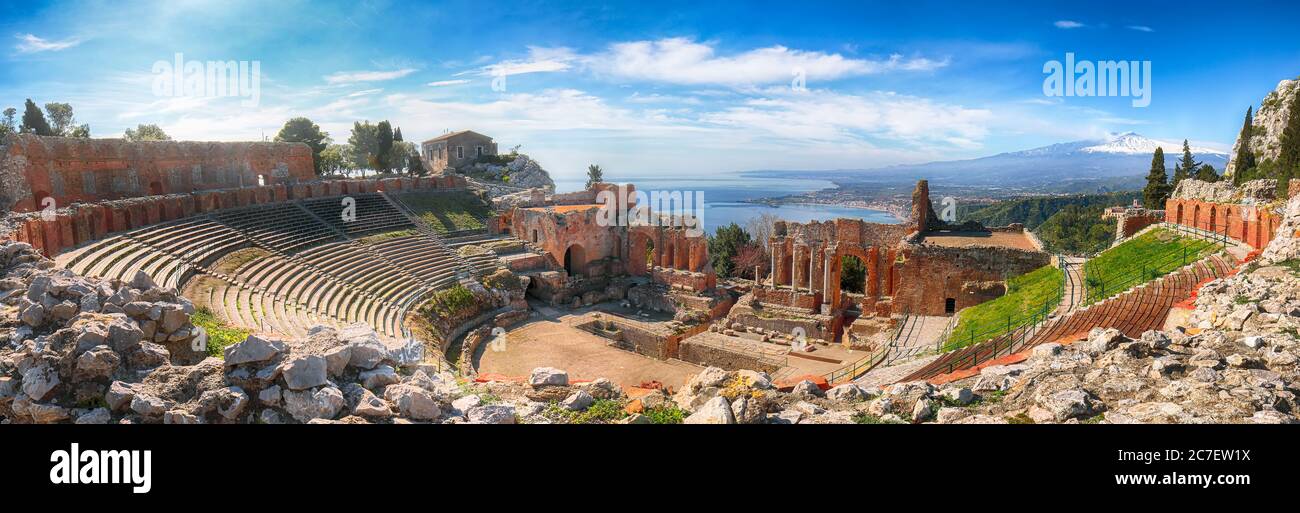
[891,244,1050,316]
[0,134,315,213]
[1,174,466,258]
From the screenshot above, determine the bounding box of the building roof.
[422,130,492,144]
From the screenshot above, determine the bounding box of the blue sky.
[2,0,1299,182]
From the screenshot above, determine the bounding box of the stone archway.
[564,244,587,278]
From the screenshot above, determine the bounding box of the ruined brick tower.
[910,179,938,232]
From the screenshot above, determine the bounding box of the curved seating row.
[300,193,414,237]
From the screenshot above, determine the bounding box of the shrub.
[643,405,687,424]
[190,306,251,358]
[421,285,477,319]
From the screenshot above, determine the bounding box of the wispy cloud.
[585,38,947,86]
[470,46,575,77]
[347,88,383,97]
[323,68,416,84]
[428,79,470,87]
[1127,25,1154,32]
[1054,20,1086,29]
[14,33,82,53]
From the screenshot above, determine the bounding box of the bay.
[554,174,899,236]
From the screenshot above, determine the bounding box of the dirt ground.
[473,312,703,390]
[921,231,1040,251]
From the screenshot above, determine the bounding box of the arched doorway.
[1176,203,1184,225]
[945,298,957,315]
[1193,205,1201,230]
[840,255,865,293]
[564,244,586,278]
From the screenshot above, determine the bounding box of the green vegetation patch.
[395,191,493,234]
[357,229,417,244]
[544,399,629,424]
[419,284,478,319]
[961,191,1142,230]
[1035,204,1116,255]
[947,264,1063,351]
[1083,228,1217,303]
[642,405,687,424]
[191,306,251,358]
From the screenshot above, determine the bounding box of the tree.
[586,164,604,189]
[274,117,331,175]
[1172,139,1199,189]
[43,102,75,136]
[732,243,768,281]
[840,255,866,293]
[20,99,53,136]
[744,212,780,250]
[1195,164,1219,183]
[1278,89,1300,196]
[123,124,171,141]
[708,222,751,279]
[1142,147,1170,209]
[375,121,394,173]
[0,107,16,139]
[318,144,354,176]
[408,151,425,176]
[1234,106,1256,184]
[394,127,403,142]
[347,121,379,174]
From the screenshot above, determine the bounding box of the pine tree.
[1172,163,1188,189]
[376,121,394,173]
[1142,147,1170,208]
[1195,164,1220,183]
[1175,139,1199,187]
[20,99,53,136]
[1235,106,1256,185]
[1278,89,1300,196]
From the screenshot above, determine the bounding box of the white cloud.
[1054,20,1086,29]
[1127,25,1154,32]
[585,38,947,86]
[14,33,82,53]
[347,88,383,97]
[428,79,470,87]
[699,89,994,149]
[472,46,576,77]
[323,68,416,84]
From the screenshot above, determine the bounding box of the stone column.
[823,248,831,297]
[866,247,879,297]
[769,241,776,289]
[800,246,811,294]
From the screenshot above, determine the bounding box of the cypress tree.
[1143,147,1170,208]
[1234,106,1256,185]
[1175,139,1199,187]
[19,99,53,136]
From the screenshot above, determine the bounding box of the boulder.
[528,367,569,387]
[562,390,595,411]
[360,365,400,391]
[684,396,735,424]
[826,383,866,402]
[223,335,286,366]
[468,404,517,424]
[283,386,346,423]
[281,355,328,390]
[383,384,440,420]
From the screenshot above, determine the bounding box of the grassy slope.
[1083,228,1218,303]
[395,191,494,234]
[947,264,1063,350]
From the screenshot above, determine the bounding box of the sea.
[553,173,899,236]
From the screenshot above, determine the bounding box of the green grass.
[946,264,1063,351]
[1082,228,1218,304]
[356,229,418,244]
[394,191,493,234]
[543,399,629,424]
[642,405,687,424]
[191,306,251,358]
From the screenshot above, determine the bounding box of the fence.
[1082,223,1227,305]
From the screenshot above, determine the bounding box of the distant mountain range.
[750,133,1229,193]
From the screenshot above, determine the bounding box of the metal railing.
[823,310,911,385]
[1082,223,1227,305]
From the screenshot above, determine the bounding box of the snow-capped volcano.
[1079,132,1228,156]
[798,132,1232,192]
